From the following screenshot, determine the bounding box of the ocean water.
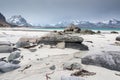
[32,27,120,31]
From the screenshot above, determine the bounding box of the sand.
[0,29,120,80]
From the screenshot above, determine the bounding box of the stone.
[16,37,38,48]
[64,24,81,33]
[82,51,120,71]
[116,36,120,41]
[63,62,82,70]
[80,30,95,34]
[111,31,118,34]
[0,61,20,73]
[49,65,56,70]
[0,45,13,53]
[8,50,21,62]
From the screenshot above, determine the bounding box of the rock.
[116,36,120,41]
[82,51,120,71]
[11,60,20,64]
[80,30,95,34]
[39,33,84,43]
[97,31,101,34]
[29,48,37,52]
[71,69,96,77]
[65,43,89,51]
[0,41,11,46]
[16,37,38,48]
[8,50,21,62]
[64,24,81,33]
[38,33,88,50]
[111,31,118,34]
[49,65,56,70]
[63,62,82,70]
[0,61,20,73]
[0,45,13,53]
[56,42,65,49]
[61,76,85,80]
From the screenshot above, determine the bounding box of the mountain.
[52,19,120,28]
[0,13,11,27]
[7,15,31,27]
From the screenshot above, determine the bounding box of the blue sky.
[0,0,120,25]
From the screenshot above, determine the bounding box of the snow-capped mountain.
[51,19,120,28]
[7,15,31,27]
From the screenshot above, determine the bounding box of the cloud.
[0,0,120,24]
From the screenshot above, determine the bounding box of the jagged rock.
[8,50,21,62]
[61,76,85,80]
[0,61,20,73]
[0,46,13,53]
[82,51,120,71]
[64,24,81,33]
[63,62,82,70]
[116,36,120,41]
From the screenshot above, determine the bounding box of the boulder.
[0,45,13,53]
[63,62,82,70]
[111,31,118,34]
[65,43,88,50]
[0,61,20,73]
[16,37,38,48]
[116,36,120,41]
[64,24,81,33]
[0,41,11,46]
[8,50,21,62]
[39,33,83,44]
[38,33,88,50]
[82,51,120,71]
[61,76,85,80]
[80,30,95,34]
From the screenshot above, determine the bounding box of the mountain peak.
[7,15,31,27]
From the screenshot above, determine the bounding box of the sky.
[0,0,120,25]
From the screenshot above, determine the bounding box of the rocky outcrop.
[116,36,120,41]
[38,33,88,50]
[0,13,11,27]
[82,51,120,71]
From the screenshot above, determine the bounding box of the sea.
[31,27,120,31]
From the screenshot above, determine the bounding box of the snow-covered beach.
[0,28,120,80]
